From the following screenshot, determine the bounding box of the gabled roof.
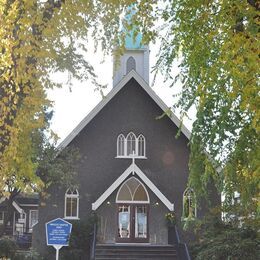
[15,193,39,205]
[58,70,191,149]
[92,160,174,211]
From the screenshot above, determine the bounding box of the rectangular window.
[65,197,78,218]
[118,206,130,238]
[0,211,4,224]
[135,206,147,238]
[29,210,38,228]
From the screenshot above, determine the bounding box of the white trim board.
[58,70,191,149]
[92,162,174,211]
[12,201,23,214]
[19,204,38,207]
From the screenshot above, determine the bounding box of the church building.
[33,13,219,260]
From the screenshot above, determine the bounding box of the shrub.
[190,215,259,260]
[47,214,98,260]
[60,249,84,260]
[14,249,43,260]
[0,236,17,259]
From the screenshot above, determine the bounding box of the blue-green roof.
[124,4,144,49]
[125,31,144,49]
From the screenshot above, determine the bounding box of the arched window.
[183,188,196,219]
[116,132,146,158]
[116,177,149,203]
[126,132,136,156]
[137,134,145,157]
[126,56,136,73]
[117,134,125,156]
[65,188,79,219]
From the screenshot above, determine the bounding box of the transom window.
[116,177,149,203]
[183,188,196,219]
[65,188,79,219]
[117,132,146,158]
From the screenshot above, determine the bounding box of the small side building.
[0,193,39,246]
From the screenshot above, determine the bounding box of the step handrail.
[90,222,97,260]
[173,225,191,260]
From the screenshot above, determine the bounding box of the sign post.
[46,218,72,260]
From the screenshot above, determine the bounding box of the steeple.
[113,5,149,87]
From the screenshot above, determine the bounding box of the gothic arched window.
[65,188,79,219]
[116,177,149,203]
[137,134,145,157]
[126,132,136,156]
[117,132,146,158]
[183,188,196,219]
[126,56,136,73]
[117,134,125,156]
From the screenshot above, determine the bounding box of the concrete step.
[95,244,179,260]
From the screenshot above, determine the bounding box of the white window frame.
[117,134,125,157]
[29,210,38,232]
[126,56,136,74]
[116,177,150,204]
[137,134,146,157]
[0,211,4,224]
[126,132,137,156]
[64,189,79,220]
[16,211,26,234]
[182,188,197,219]
[116,132,146,159]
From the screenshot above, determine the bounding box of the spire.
[124,5,144,50]
[113,5,149,87]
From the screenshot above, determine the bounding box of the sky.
[47,42,195,144]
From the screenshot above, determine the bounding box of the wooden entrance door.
[117,204,149,243]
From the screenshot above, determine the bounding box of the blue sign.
[46,218,72,246]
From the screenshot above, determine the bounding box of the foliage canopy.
[190,214,259,260]
[0,0,259,223]
[127,0,259,220]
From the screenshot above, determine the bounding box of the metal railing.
[90,222,97,260]
[169,226,191,260]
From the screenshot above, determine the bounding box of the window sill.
[64,217,80,220]
[115,156,147,159]
[181,216,196,221]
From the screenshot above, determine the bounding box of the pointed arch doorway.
[116,177,149,243]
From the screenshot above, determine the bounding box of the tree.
[0,0,101,195]
[0,109,81,236]
[190,213,259,260]
[126,0,259,221]
[1,0,259,225]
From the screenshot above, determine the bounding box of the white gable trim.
[92,162,174,211]
[58,70,190,149]
[12,201,23,214]
[134,164,174,211]
[92,165,134,211]
[0,198,24,214]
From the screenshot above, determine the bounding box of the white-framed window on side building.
[116,132,146,158]
[0,211,4,224]
[64,188,79,219]
[29,210,38,232]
